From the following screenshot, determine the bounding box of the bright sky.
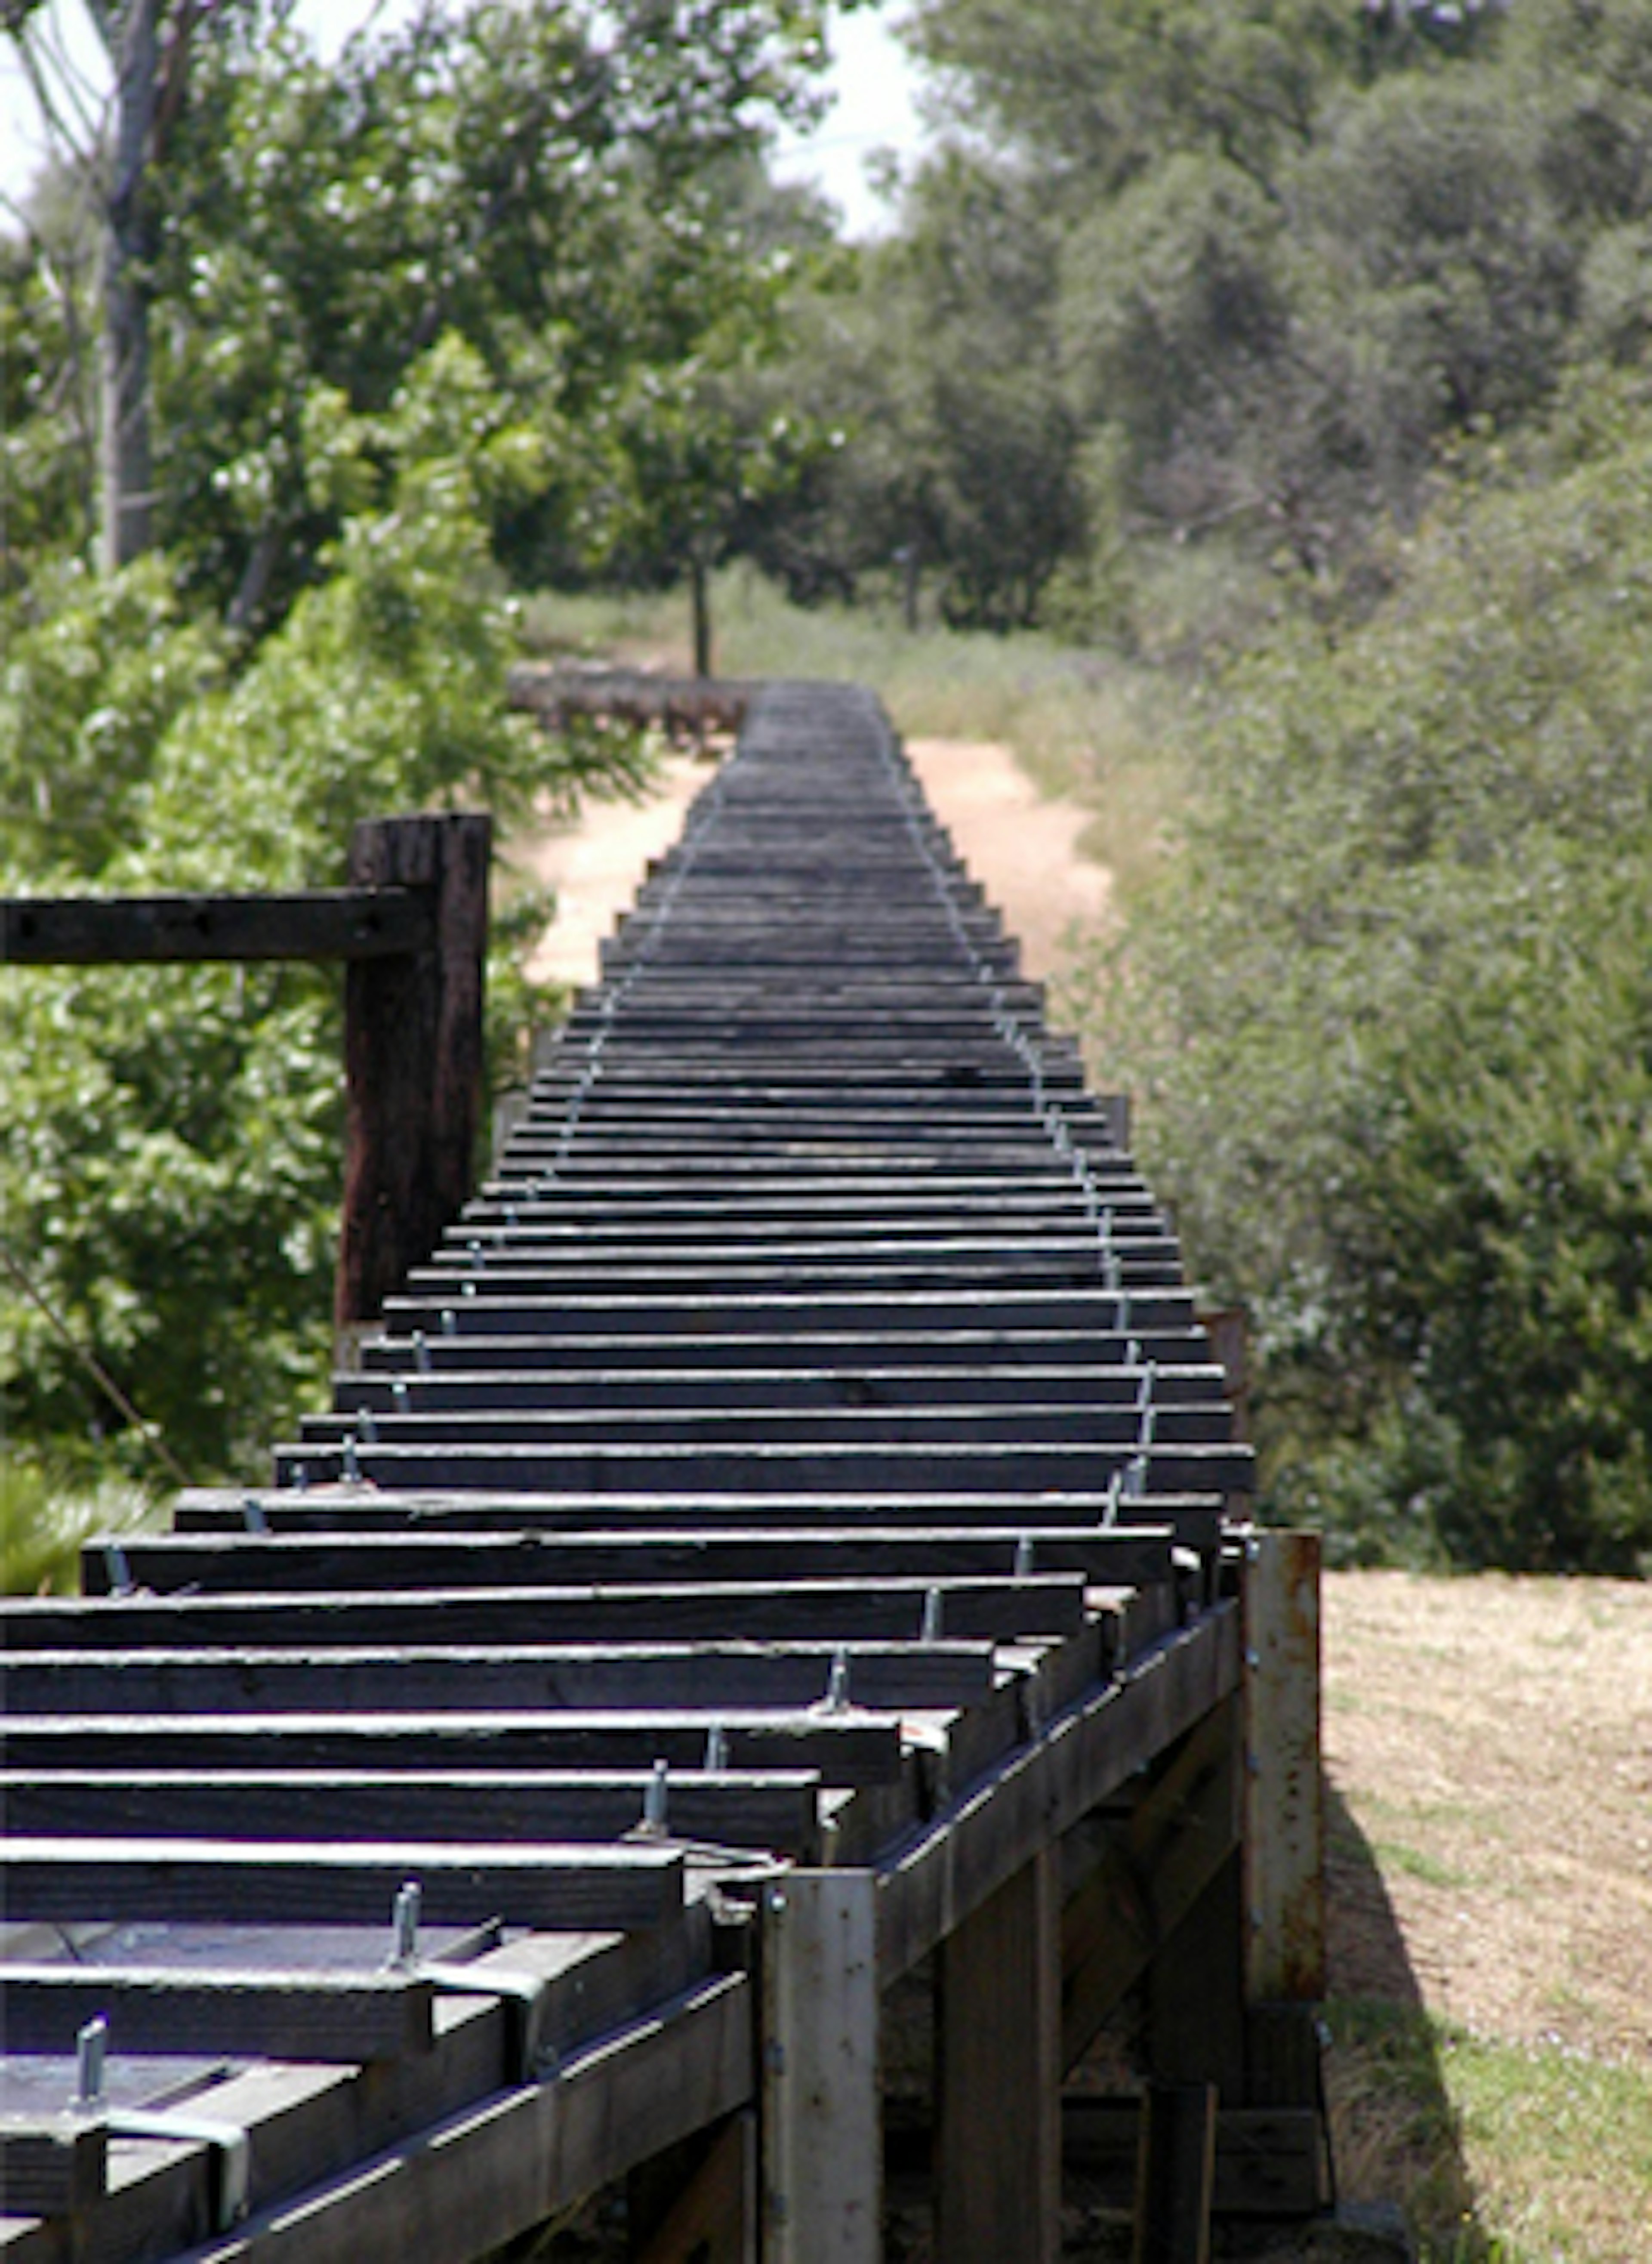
[0,0,925,237]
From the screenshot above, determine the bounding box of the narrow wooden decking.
[0,683,1321,2260]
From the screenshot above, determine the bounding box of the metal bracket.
[422,1963,554,2083]
[107,2110,250,2231]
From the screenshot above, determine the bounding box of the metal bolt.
[392,1880,422,1967]
[642,1758,669,1835]
[920,1585,944,1642]
[74,2017,108,2112]
[826,1647,851,1710]
[703,1721,727,1773]
[105,1541,134,1597]
[413,1330,431,1373]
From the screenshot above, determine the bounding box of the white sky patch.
[771,6,925,240]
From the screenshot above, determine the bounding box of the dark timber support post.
[1133,2084,1217,2264]
[936,1847,1062,2264]
[336,812,491,1361]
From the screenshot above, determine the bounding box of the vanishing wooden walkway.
[0,683,1322,2260]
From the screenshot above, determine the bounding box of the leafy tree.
[752,154,1084,630]
[1098,383,1652,1573]
[0,340,627,1478]
[3,0,853,613]
[901,0,1498,205]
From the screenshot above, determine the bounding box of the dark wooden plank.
[290,1405,1225,1450]
[91,1528,1175,1598]
[323,1365,1227,1412]
[936,1850,1060,2264]
[0,1573,1088,1650]
[379,1287,1199,1340]
[170,1489,1223,1549]
[0,1967,435,2063]
[1,890,428,964]
[0,2116,108,2217]
[1,1769,821,1856]
[0,1712,903,1786]
[336,812,490,1334]
[0,1639,994,1717]
[266,1440,1248,1497]
[0,1838,681,1930]
[1133,2083,1217,2264]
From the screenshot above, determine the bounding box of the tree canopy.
[1,0,844,1483]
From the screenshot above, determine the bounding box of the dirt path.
[903,737,1113,981]
[521,732,1112,991]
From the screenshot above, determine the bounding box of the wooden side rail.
[2,890,430,965]
[1,811,491,1349]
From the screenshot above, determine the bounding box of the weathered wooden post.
[335,812,491,1362]
[760,1871,880,2264]
[1242,1530,1325,2116]
[936,1847,1063,2263]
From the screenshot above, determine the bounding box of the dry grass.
[1321,1572,1652,2261]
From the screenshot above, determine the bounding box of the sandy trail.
[521,730,1112,991]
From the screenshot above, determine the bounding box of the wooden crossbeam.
[0,1711,905,1785]
[0,1572,1091,1649]
[0,890,429,965]
[85,1527,1177,1597]
[0,2117,108,2218]
[0,1638,995,1715]
[0,1769,822,1856]
[0,1838,681,1930]
[0,1966,437,2062]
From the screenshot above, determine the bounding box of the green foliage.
[0,215,94,575]
[0,342,631,1481]
[0,555,228,876]
[1097,398,1652,1572]
[0,1452,163,1595]
[752,156,1084,630]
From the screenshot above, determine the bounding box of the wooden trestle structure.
[0,683,1324,2261]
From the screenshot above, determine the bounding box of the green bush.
[1097,389,1652,1572]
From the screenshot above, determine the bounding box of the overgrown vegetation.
[2,0,841,1488]
[1088,380,1652,1575]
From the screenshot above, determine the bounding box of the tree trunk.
[99,0,160,573]
[690,551,712,680]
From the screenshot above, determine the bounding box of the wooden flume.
[0,683,1322,2262]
